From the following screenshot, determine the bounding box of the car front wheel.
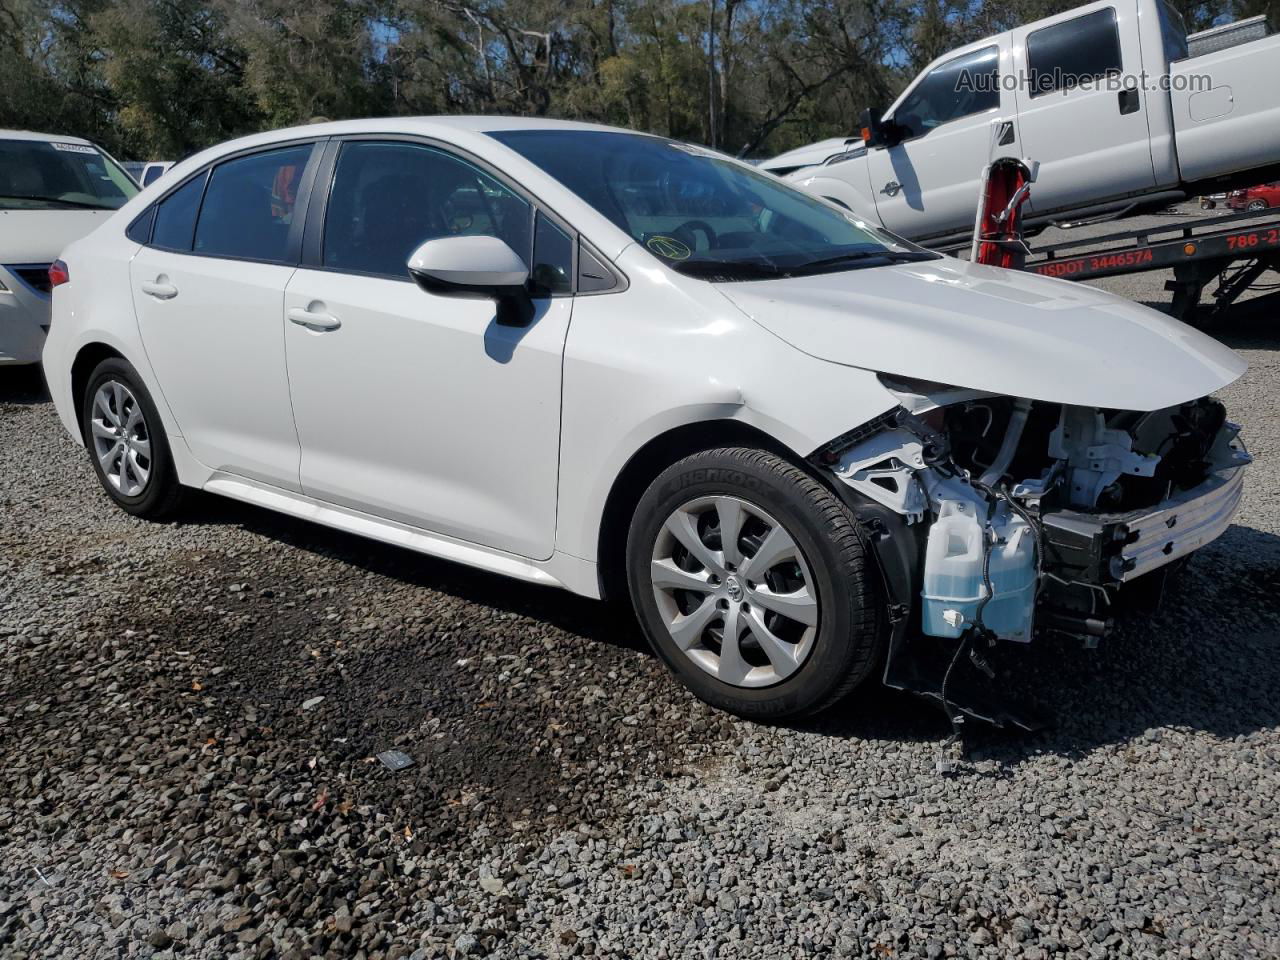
[1247,199,1268,212]
[627,447,884,720]
[82,357,185,519]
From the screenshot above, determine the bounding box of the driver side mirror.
[407,235,534,326]
[858,107,905,150]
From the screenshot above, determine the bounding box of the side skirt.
[202,472,601,598]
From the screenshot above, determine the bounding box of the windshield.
[0,139,139,211]
[489,129,933,280]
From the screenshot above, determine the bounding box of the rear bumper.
[1041,435,1251,586]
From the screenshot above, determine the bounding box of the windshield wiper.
[670,258,787,280]
[793,249,937,273]
[0,194,116,210]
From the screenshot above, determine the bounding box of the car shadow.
[174,491,651,657]
[1138,288,1280,349]
[801,521,1280,762]
[0,364,50,405]
[179,490,1279,759]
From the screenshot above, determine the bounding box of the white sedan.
[43,117,1249,721]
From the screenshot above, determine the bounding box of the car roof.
[0,129,95,145]
[193,116,657,159]
[264,115,651,143]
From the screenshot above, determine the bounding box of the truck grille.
[4,264,53,296]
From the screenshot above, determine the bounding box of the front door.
[282,139,575,560]
[130,143,316,488]
[1011,1,1156,216]
[868,44,1013,240]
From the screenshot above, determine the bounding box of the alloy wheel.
[650,495,820,688]
[89,380,152,497]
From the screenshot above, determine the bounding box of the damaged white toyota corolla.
[42,118,1250,722]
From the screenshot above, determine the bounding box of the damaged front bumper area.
[1040,455,1247,587]
[815,381,1251,729]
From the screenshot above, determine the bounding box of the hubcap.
[89,380,152,497]
[650,495,820,688]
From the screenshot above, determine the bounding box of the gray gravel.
[2,267,1279,959]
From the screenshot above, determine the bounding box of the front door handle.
[288,306,341,331]
[881,181,901,197]
[140,278,178,300]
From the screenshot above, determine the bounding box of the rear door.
[130,142,320,489]
[1012,1,1156,215]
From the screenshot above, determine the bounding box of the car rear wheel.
[1247,199,1268,212]
[627,447,883,720]
[82,357,185,519]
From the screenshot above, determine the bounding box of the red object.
[1226,182,1280,211]
[48,259,70,288]
[973,159,1033,269]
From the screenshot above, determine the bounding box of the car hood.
[761,137,860,173]
[0,209,115,262]
[717,257,1246,411]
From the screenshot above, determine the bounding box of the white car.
[757,137,863,178]
[1,130,139,365]
[43,117,1250,720]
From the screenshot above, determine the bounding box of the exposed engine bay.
[815,375,1251,727]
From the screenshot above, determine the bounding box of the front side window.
[893,46,1001,140]
[490,130,930,281]
[1027,8,1123,97]
[0,139,138,211]
[193,144,312,263]
[323,141,532,280]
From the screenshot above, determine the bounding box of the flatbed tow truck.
[939,179,1280,328]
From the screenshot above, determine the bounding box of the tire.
[1247,199,1268,212]
[81,357,185,519]
[626,447,883,720]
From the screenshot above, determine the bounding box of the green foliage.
[0,0,1258,161]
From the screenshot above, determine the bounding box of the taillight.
[48,260,70,288]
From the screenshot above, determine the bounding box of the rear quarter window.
[151,174,206,251]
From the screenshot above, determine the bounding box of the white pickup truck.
[782,0,1280,243]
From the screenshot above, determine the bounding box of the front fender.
[789,172,883,227]
[554,246,898,564]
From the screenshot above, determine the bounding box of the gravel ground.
[2,263,1278,959]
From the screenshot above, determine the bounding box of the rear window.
[1027,8,1123,97]
[192,145,312,263]
[0,139,138,211]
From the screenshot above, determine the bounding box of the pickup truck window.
[1027,8,1122,98]
[1157,0,1189,62]
[893,46,1000,140]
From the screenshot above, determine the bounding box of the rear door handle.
[288,306,341,331]
[1118,88,1140,115]
[140,279,178,300]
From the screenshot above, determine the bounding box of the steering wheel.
[671,219,718,254]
